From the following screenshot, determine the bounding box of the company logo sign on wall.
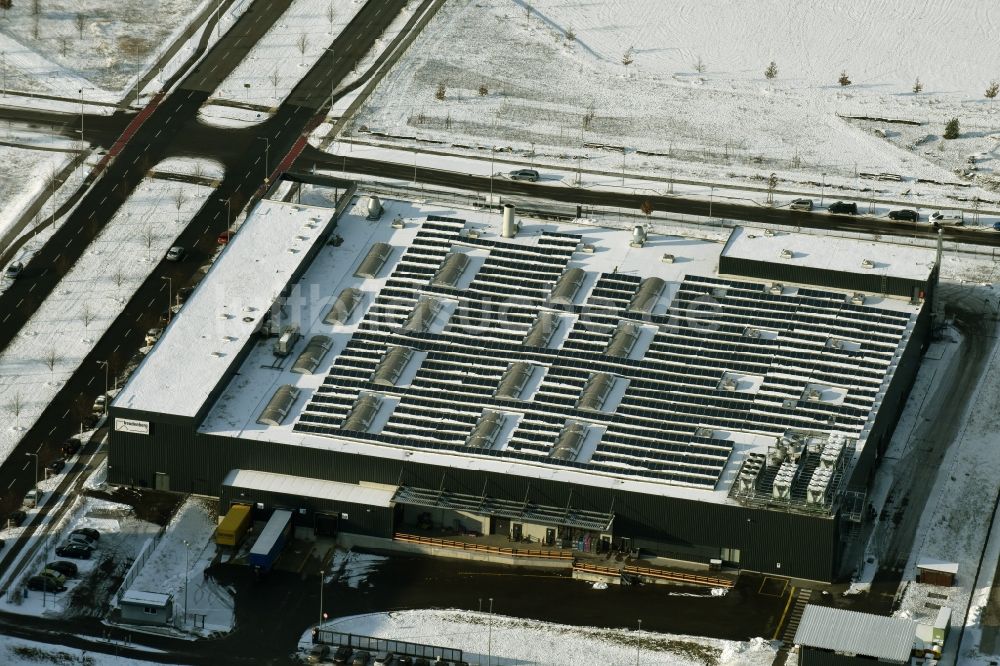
[115,418,151,435]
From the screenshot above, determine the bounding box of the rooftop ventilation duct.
[549,267,586,306]
[342,393,383,432]
[502,204,517,238]
[630,225,647,247]
[495,362,534,401]
[291,335,333,374]
[354,243,393,278]
[627,277,665,314]
[324,287,364,325]
[371,346,414,386]
[256,385,301,426]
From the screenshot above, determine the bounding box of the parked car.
[888,208,918,222]
[994,221,1000,232]
[0,539,5,550]
[62,438,81,456]
[508,168,540,182]
[55,543,92,560]
[39,569,67,586]
[23,488,40,509]
[71,528,100,542]
[8,510,26,527]
[4,261,23,280]
[176,286,195,303]
[789,198,813,211]
[827,201,858,215]
[45,561,78,578]
[26,575,65,592]
[930,210,964,226]
[352,651,371,666]
[333,646,354,664]
[46,458,66,474]
[307,644,330,664]
[165,246,186,262]
[374,652,395,666]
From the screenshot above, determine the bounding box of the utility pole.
[182,539,190,628]
[25,452,38,496]
[319,570,325,627]
[820,172,826,206]
[257,137,270,183]
[79,88,84,143]
[97,360,109,415]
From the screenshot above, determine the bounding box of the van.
[930,210,964,226]
[23,489,40,509]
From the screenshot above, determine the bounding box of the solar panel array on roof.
[292,218,917,491]
[355,243,393,278]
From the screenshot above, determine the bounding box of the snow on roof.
[113,199,335,418]
[120,590,172,607]
[224,469,394,508]
[193,198,923,505]
[794,605,915,662]
[722,226,937,284]
[916,557,959,574]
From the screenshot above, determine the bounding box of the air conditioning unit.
[861,258,875,269]
[764,229,776,237]
[661,253,675,264]
[721,378,737,391]
[738,474,756,494]
[391,216,406,229]
[828,338,844,350]
[850,293,865,305]
[773,479,791,499]
[782,398,796,409]
[745,327,762,339]
[780,249,793,260]
[768,283,784,295]
[805,389,821,401]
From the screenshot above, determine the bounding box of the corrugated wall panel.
[719,256,925,298]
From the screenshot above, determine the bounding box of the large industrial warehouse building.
[108,196,938,582]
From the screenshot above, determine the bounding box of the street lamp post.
[219,197,231,235]
[257,137,270,184]
[25,452,38,495]
[709,186,714,220]
[319,570,325,627]
[324,47,336,107]
[487,597,494,666]
[820,172,826,206]
[97,360,109,415]
[161,276,173,322]
[636,618,642,665]
[79,88,84,143]
[182,539,190,628]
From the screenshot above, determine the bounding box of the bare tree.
[912,77,923,94]
[113,267,125,288]
[44,348,60,371]
[622,46,634,68]
[986,81,999,100]
[9,391,22,430]
[76,12,85,38]
[326,4,335,32]
[143,225,155,258]
[640,200,653,218]
[838,70,852,87]
[0,0,13,19]
[478,84,488,96]
[435,82,446,101]
[269,68,280,99]
[764,61,778,80]
[694,55,706,74]
[31,0,38,15]
[81,303,95,328]
[59,35,70,57]
[297,34,309,66]
[524,2,532,25]
[565,27,575,42]
[173,188,186,212]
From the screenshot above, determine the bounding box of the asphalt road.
[293,151,1000,247]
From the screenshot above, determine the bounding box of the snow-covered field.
[303,610,777,666]
[0,171,215,467]
[0,141,76,251]
[0,635,164,666]
[345,0,1000,206]
[119,496,233,636]
[0,0,208,101]
[198,0,365,128]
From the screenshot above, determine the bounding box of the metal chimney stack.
[502,204,517,238]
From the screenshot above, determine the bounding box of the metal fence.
[113,525,165,605]
[316,630,463,662]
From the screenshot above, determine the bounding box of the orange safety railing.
[393,533,574,561]
[573,560,734,589]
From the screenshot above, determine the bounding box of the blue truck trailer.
[248,509,293,575]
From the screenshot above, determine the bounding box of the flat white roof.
[916,557,959,574]
[194,198,922,505]
[121,590,172,607]
[223,469,395,508]
[114,200,335,418]
[723,226,937,284]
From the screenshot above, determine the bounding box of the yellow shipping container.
[216,504,252,547]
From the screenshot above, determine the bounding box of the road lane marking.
[87,376,94,386]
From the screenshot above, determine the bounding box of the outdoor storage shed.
[794,605,915,665]
[119,590,174,626]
